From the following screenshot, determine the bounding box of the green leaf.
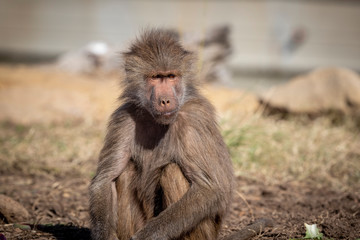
[13,224,31,230]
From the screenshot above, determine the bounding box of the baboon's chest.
[134,142,177,174]
[132,128,182,168]
[131,122,185,195]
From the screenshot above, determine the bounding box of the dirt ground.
[1,174,359,240]
[0,65,359,239]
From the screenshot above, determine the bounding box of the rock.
[56,41,122,75]
[0,194,29,223]
[259,67,360,115]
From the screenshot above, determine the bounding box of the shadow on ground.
[37,224,90,240]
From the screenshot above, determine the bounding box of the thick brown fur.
[89,29,269,240]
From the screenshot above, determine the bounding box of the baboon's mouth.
[160,109,178,117]
[162,110,177,116]
[152,109,178,125]
[154,108,178,117]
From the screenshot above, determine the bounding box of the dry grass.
[0,65,359,193]
[1,111,358,193]
[0,120,104,178]
[0,65,119,124]
[222,113,360,191]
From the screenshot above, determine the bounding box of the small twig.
[236,190,255,222]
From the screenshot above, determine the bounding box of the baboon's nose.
[160,98,171,107]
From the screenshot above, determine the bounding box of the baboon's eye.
[152,74,162,79]
[168,74,176,79]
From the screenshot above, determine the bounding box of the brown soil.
[0,65,359,239]
[0,174,359,240]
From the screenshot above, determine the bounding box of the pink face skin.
[145,70,183,124]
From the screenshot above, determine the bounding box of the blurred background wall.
[0,0,359,73]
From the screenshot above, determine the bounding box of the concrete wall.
[0,0,359,71]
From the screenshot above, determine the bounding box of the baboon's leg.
[160,163,220,240]
[115,162,145,240]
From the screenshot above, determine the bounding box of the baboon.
[89,29,272,240]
